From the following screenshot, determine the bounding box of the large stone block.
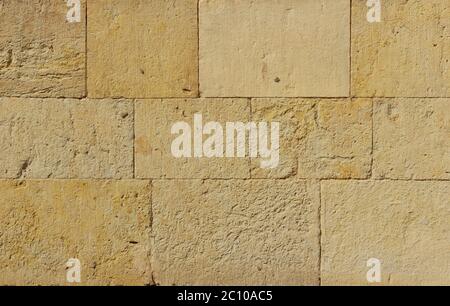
[135,99,251,179]
[152,179,320,285]
[352,0,450,97]
[200,0,350,97]
[251,98,372,179]
[322,180,450,285]
[0,0,85,97]
[0,98,133,179]
[374,98,450,179]
[0,180,152,285]
[88,0,198,98]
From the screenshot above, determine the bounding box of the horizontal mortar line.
[2,177,448,182]
[354,96,450,99]
[198,96,351,99]
[2,177,322,181]
[320,177,450,182]
[0,96,88,100]
[0,178,152,182]
[1,96,449,100]
[0,96,345,100]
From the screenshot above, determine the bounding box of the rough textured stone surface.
[0,0,85,97]
[135,99,251,179]
[0,98,133,179]
[322,180,450,285]
[374,98,450,180]
[1,0,449,287]
[0,180,151,286]
[251,98,372,179]
[88,0,198,98]
[352,0,450,97]
[152,179,320,285]
[199,0,350,97]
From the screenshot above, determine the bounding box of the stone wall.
[0,0,448,285]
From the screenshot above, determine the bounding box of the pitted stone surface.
[251,98,372,179]
[374,98,450,180]
[0,98,133,179]
[88,0,198,98]
[0,0,85,97]
[352,0,450,97]
[153,179,320,285]
[322,180,450,285]
[200,0,350,97]
[135,98,251,179]
[0,180,152,285]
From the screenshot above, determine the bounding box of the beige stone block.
[199,0,350,97]
[135,98,251,179]
[374,98,450,179]
[0,180,151,286]
[251,98,372,179]
[0,98,133,179]
[87,0,198,98]
[352,0,450,97]
[0,0,85,97]
[321,180,450,286]
[152,179,320,285]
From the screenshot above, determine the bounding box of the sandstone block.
[152,179,320,285]
[0,0,85,97]
[0,180,151,285]
[88,0,198,98]
[374,98,450,179]
[135,99,251,179]
[322,180,450,285]
[352,0,450,97]
[199,0,350,97]
[0,98,133,179]
[251,98,372,179]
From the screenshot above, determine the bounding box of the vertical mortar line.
[197,0,200,97]
[249,98,252,178]
[149,179,155,285]
[371,98,374,178]
[85,0,88,97]
[318,179,323,286]
[349,0,352,98]
[133,99,136,179]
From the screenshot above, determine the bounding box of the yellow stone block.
[0,0,85,97]
[87,0,198,98]
[0,98,133,179]
[200,0,350,97]
[352,0,450,97]
[374,98,450,179]
[251,98,372,179]
[152,179,320,285]
[135,98,251,179]
[322,180,450,285]
[0,180,151,285]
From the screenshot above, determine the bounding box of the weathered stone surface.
[199,0,350,97]
[0,98,133,179]
[251,98,372,179]
[88,0,198,98]
[152,179,320,285]
[0,180,151,286]
[352,0,450,97]
[0,0,85,97]
[322,180,450,285]
[374,98,450,180]
[135,99,251,179]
